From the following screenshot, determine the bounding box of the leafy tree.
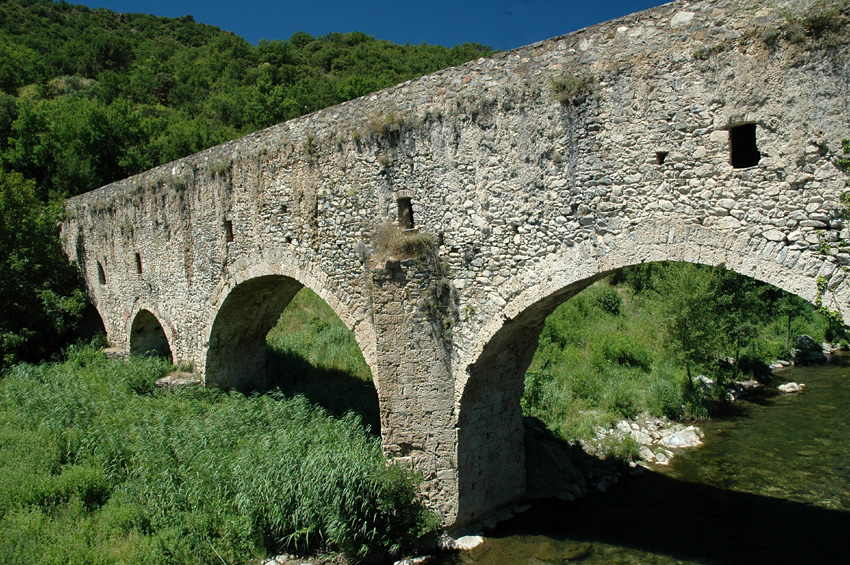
[0,169,86,369]
[660,263,723,390]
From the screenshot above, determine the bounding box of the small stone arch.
[130,309,173,361]
[203,257,376,392]
[453,221,846,525]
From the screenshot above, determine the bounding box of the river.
[438,355,850,564]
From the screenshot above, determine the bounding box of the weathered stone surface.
[659,426,704,449]
[60,0,850,529]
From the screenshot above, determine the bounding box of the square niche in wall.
[729,123,761,169]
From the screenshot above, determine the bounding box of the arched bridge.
[62,0,850,528]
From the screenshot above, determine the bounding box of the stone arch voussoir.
[458,221,845,397]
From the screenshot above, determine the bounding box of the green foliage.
[660,263,722,387]
[523,262,832,455]
[0,169,86,369]
[0,344,432,562]
[551,72,593,105]
[592,285,622,315]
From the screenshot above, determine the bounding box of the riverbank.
[430,353,850,565]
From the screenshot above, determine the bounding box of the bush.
[591,285,622,316]
[589,332,651,371]
[0,170,87,370]
[647,367,684,419]
[551,72,593,105]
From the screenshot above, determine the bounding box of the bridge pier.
[370,259,463,524]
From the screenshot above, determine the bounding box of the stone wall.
[62,0,850,527]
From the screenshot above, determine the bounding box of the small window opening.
[729,123,760,168]
[656,151,668,165]
[135,253,143,274]
[398,197,414,229]
[97,261,106,285]
[224,220,234,242]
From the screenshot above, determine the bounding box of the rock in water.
[658,426,704,449]
[778,382,806,393]
[453,536,484,551]
[792,335,827,365]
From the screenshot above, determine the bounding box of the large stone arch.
[202,255,376,392]
[129,308,174,362]
[452,220,848,525]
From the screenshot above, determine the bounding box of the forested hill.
[0,0,492,368]
[0,0,493,199]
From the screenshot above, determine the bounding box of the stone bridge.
[62,0,850,528]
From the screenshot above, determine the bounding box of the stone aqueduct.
[62,0,850,527]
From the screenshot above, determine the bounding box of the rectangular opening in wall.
[656,151,668,165]
[397,197,414,229]
[97,261,106,285]
[225,219,234,242]
[729,123,760,168]
[135,252,142,274]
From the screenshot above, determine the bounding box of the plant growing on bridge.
[372,221,436,262]
[367,111,405,140]
[838,138,850,173]
[551,71,594,105]
[773,0,849,44]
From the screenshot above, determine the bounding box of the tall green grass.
[266,288,380,433]
[0,344,431,564]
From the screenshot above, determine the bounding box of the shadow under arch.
[76,303,107,342]
[454,222,843,525]
[456,271,610,525]
[204,276,379,428]
[130,309,173,361]
[205,275,305,391]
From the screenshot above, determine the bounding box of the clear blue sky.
[74,0,670,50]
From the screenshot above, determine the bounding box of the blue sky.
[74,1,670,50]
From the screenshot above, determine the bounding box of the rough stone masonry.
[62,0,850,528]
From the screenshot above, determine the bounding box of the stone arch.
[453,221,847,525]
[130,309,174,361]
[203,257,375,392]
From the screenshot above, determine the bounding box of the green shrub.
[551,72,593,105]
[601,377,640,420]
[647,370,684,419]
[589,332,651,371]
[591,285,622,316]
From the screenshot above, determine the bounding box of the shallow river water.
[439,356,850,564]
